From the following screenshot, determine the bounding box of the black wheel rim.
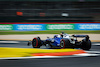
[33,39,36,47]
[60,41,64,48]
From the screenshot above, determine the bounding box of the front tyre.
[60,39,71,49]
[32,37,41,48]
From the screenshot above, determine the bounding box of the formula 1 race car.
[27,32,91,50]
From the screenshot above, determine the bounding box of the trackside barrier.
[0,23,100,31]
[46,24,75,30]
[0,24,13,30]
[13,24,46,31]
[75,23,100,30]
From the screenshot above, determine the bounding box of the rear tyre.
[81,39,91,50]
[32,37,41,48]
[60,38,71,49]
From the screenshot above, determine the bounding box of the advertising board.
[75,24,100,30]
[46,24,75,30]
[14,24,46,31]
[0,24,13,30]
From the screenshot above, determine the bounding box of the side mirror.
[27,40,31,46]
[47,37,50,38]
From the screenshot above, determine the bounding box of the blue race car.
[27,32,91,50]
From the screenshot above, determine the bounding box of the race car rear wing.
[72,35,88,37]
[72,35,89,41]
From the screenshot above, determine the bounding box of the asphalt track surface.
[0,41,100,67]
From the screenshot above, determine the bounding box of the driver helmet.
[60,32,64,37]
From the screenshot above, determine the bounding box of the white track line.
[86,51,100,53]
[92,43,100,46]
[0,41,19,43]
[74,53,100,56]
[0,53,100,60]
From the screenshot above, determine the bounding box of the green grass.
[0,30,100,35]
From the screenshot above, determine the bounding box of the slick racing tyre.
[60,38,71,49]
[81,39,91,50]
[32,37,41,48]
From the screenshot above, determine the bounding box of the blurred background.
[0,0,100,34]
[0,1,100,67]
[0,0,100,23]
